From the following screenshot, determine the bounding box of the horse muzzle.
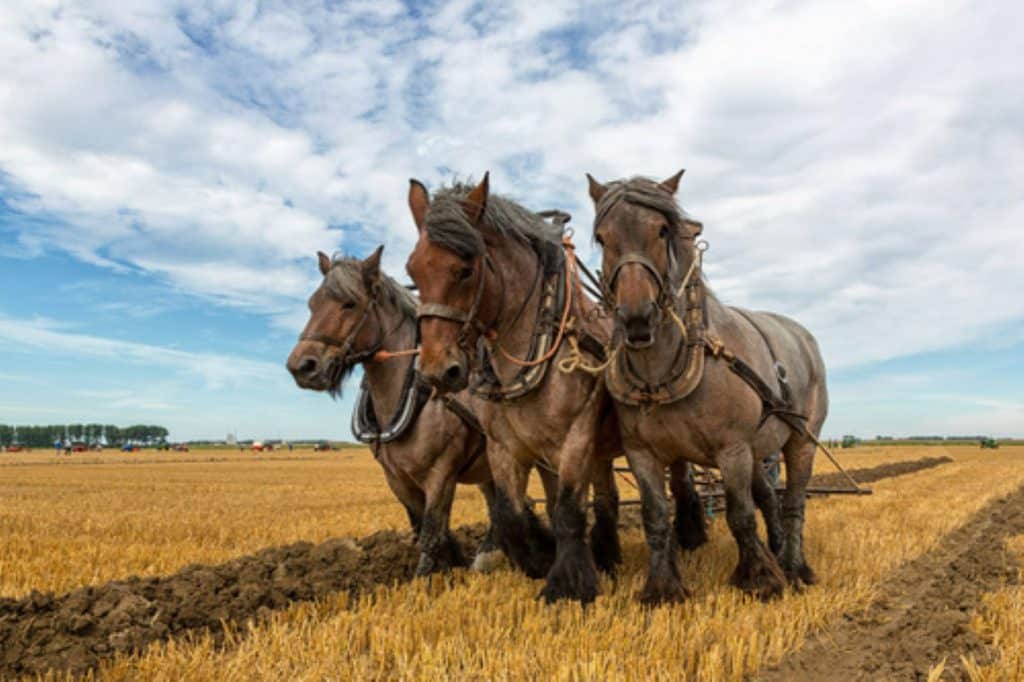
[419,352,470,394]
[617,302,659,350]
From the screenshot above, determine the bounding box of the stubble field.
[1,445,1023,680]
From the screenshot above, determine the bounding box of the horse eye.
[457,267,473,281]
[659,225,670,239]
[342,301,357,310]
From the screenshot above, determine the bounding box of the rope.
[486,236,577,368]
[371,348,420,362]
[557,321,616,375]
[673,240,707,298]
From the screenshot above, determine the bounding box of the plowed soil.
[761,485,1024,681]
[0,455,952,678]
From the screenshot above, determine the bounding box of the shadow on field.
[0,456,951,678]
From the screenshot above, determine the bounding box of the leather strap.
[416,302,471,323]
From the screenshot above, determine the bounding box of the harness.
[472,252,567,400]
[592,209,805,431]
[417,210,593,403]
[304,263,486,463]
[351,356,431,444]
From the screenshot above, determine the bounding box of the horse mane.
[425,181,565,275]
[593,176,703,269]
[326,255,417,319]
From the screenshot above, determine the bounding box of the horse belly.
[620,409,716,468]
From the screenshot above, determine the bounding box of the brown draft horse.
[404,174,708,604]
[287,247,541,575]
[588,171,828,602]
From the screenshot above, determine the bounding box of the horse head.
[405,173,503,393]
[588,170,702,349]
[287,246,392,396]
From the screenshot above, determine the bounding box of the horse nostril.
[297,357,318,376]
[444,363,463,384]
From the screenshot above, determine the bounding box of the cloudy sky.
[1,0,1021,440]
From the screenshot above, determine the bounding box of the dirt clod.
[0,526,486,677]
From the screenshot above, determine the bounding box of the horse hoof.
[637,579,690,606]
[470,549,505,573]
[538,549,599,605]
[731,557,786,601]
[414,555,444,577]
[539,576,598,605]
[784,561,818,589]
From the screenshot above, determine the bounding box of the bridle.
[299,277,405,366]
[602,229,704,320]
[605,250,675,313]
[415,254,504,354]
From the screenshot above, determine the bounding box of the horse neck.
[486,237,545,382]
[361,308,416,427]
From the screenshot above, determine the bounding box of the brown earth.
[0,527,487,678]
[807,455,952,489]
[760,484,1024,681]
[0,455,952,678]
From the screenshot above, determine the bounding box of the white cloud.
[0,314,280,389]
[0,0,1021,371]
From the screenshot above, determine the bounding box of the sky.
[1,0,1022,441]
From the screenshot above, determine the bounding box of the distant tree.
[0,424,168,447]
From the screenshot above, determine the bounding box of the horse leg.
[669,461,708,551]
[539,393,603,605]
[780,438,818,587]
[382,466,425,540]
[489,445,556,579]
[751,459,784,557]
[471,481,505,572]
[589,457,622,576]
[414,468,467,576]
[719,443,786,600]
[627,447,687,604]
[537,464,560,525]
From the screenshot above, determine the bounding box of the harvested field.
[0,456,949,677]
[1,445,1022,679]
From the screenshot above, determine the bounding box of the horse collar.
[471,256,567,402]
[605,272,708,407]
[351,355,430,444]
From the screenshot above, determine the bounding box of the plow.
[530,441,872,515]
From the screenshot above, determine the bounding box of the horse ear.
[462,172,489,226]
[317,251,331,275]
[586,173,607,203]
[660,169,685,195]
[408,179,430,233]
[361,245,383,289]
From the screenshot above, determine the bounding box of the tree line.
[0,424,170,447]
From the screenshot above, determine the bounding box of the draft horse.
[405,174,707,604]
[288,247,523,575]
[588,171,828,602]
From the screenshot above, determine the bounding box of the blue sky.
[1,0,1022,440]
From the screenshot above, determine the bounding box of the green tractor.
[980,437,1000,449]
